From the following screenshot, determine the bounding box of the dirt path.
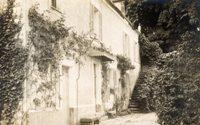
[100,113,159,125]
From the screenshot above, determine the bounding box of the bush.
[127,1,200,124]
[0,0,28,124]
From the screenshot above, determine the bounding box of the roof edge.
[104,0,135,30]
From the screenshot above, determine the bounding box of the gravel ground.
[100,113,160,125]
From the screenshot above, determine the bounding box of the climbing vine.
[28,6,70,109]
[117,55,135,76]
[101,62,109,108]
[0,0,28,124]
[28,6,70,73]
[28,6,109,72]
[116,55,134,112]
[28,6,111,109]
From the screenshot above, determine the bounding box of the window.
[91,5,102,40]
[123,33,130,58]
[51,0,57,8]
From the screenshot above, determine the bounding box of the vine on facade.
[116,55,134,111]
[117,55,135,75]
[101,62,109,107]
[28,6,111,109]
[28,6,107,72]
[0,0,28,124]
[28,6,70,73]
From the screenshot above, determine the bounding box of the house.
[1,0,140,125]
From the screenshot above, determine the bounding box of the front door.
[61,66,69,124]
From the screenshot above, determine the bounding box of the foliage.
[0,0,28,124]
[117,55,135,75]
[125,0,141,29]
[28,6,111,109]
[28,6,106,72]
[102,55,134,111]
[152,31,200,125]
[28,6,71,109]
[101,62,109,108]
[127,0,200,124]
[134,66,159,112]
[116,55,135,106]
[139,34,162,66]
[28,6,70,73]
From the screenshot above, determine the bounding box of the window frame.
[123,32,130,58]
[90,4,103,41]
[51,0,57,9]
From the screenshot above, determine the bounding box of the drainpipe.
[76,63,81,125]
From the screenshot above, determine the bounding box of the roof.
[104,0,140,34]
[104,0,125,19]
[88,49,115,61]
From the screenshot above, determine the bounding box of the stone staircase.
[128,91,140,113]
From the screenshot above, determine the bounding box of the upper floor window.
[90,5,102,40]
[51,0,57,8]
[123,33,130,58]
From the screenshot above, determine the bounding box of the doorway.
[60,66,70,124]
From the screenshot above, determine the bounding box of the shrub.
[0,0,28,124]
[127,0,200,124]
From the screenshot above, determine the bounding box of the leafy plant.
[28,6,70,73]
[0,0,28,124]
[127,0,200,124]
[117,55,135,75]
[28,6,113,111]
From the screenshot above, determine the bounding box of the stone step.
[129,101,139,105]
[129,107,140,110]
[129,108,141,113]
[129,105,139,108]
[129,101,139,104]
[129,92,141,113]
[131,94,139,98]
[129,92,140,112]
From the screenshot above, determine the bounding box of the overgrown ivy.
[28,6,113,109]
[101,62,109,109]
[117,55,135,76]
[101,55,134,113]
[0,1,135,123]
[117,55,135,98]
[0,0,28,124]
[28,6,70,73]
[28,6,109,72]
[116,55,134,112]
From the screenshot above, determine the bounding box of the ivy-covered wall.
[27,6,70,110]
[101,55,136,115]
[0,0,28,124]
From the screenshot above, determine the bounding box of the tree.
[126,0,200,124]
[0,0,28,124]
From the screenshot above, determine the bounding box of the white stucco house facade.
[1,0,140,125]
